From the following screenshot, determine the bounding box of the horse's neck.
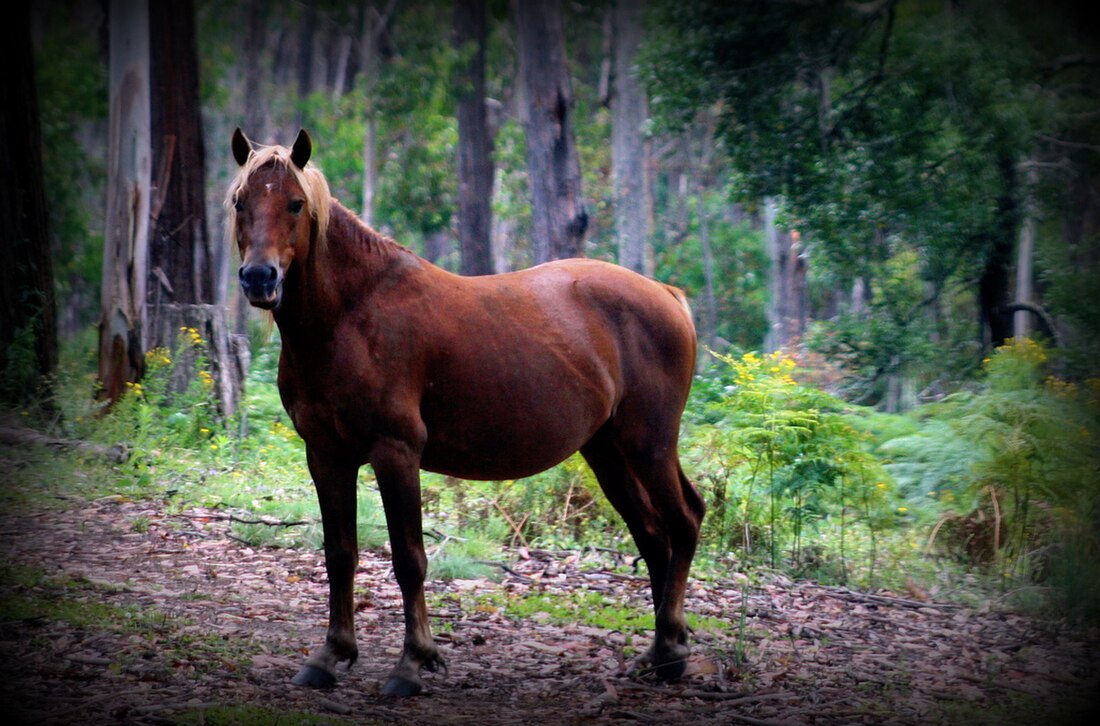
[276,201,420,340]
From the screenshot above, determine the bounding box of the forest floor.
[1,495,1098,726]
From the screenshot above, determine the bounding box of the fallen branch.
[824,586,962,610]
[0,426,128,463]
[175,511,311,527]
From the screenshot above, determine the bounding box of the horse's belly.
[418,383,608,481]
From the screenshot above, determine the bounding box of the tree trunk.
[295,0,317,131]
[0,1,58,404]
[453,0,494,276]
[764,198,807,352]
[515,0,587,263]
[148,0,242,418]
[611,0,650,275]
[149,0,213,306]
[1014,160,1037,340]
[145,304,249,420]
[978,156,1019,352]
[359,2,384,226]
[98,0,152,407]
[764,197,783,352]
[692,123,717,352]
[233,0,267,336]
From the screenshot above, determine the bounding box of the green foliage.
[684,349,899,587]
[1,322,44,407]
[421,454,625,553]
[655,203,770,350]
[640,0,1087,401]
[879,338,1100,620]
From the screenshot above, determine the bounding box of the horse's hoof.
[653,657,688,681]
[381,675,423,697]
[292,664,336,689]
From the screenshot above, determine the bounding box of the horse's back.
[415,258,696,479]
[522,258,697,391]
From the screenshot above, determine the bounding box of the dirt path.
[1,497,1097,725]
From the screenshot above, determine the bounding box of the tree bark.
[295,0,317,131]
[692,123,717,352]
[359,2,386,226]
[98,0,152,406]
[145,304,249,420]
[1,1,58,404]
[978,156,1020,352]
[453,0,495,276]
[764,198,781,352]
[1014,160,1037,340]
[149,0,213,306]
[611,0,650,275]
[764,198,807,352]
[233,0,267,336]
[147,0,242,417]
[515,0,587,263]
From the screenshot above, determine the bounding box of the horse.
[227,128,706,697]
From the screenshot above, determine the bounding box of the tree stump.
[145,303,249,420]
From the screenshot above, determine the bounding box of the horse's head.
[227,128,330,310]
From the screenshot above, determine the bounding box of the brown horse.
[227,128,705,696]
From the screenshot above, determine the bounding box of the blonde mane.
[225,142,333,250]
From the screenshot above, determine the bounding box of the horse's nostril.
[240,263,279,291]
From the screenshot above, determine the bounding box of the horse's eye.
[234,199,245,213]
[288,200,305,215]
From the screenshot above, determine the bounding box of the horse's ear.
[290,129,312,169]
[232,128,252,166]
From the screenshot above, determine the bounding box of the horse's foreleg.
[293,450,360,688]
[373,438,442,697]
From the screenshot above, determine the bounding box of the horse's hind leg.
[581,429,705,680]
[581,432,672,611]
[627,451,705,680]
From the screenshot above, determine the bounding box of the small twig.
[229,514,310,527]
[489,498,529,549]
[475,560,534,582]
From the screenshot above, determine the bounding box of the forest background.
[2,0,1099,626]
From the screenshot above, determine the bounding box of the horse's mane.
[224,142,333,251]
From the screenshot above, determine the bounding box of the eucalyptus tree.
[453,0,494,276]
[99,0,151,406]
[515,0,587,263]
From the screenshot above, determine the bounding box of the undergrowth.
[3,331,1097,624]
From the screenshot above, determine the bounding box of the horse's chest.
[279,374,380,457]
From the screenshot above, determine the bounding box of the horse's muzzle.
[239,263,282,309]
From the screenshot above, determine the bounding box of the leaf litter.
[0,498,1097,725]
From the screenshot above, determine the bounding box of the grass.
[174,705,359,725]
[0,564,166,633]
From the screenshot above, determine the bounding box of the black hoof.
[653,657,688,681]
[292,664,337,689]
[381,675,423,697]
